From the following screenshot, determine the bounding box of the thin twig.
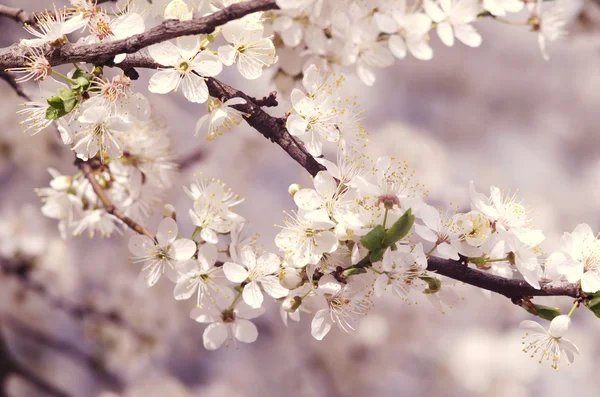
[75,158,155,239]
[0,0,278,69]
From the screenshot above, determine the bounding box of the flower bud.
[287,183,301,197]
[282,296,302,313]
[162,204,177,220]
[279,267,304,290]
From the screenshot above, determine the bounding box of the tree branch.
[0,1,117,26]
[426,256,579,299]
[75,158,155,239]
[0,0,278,69]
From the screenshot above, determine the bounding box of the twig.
[178,148,206,170]
[75,158,155,239]
[251,91,279,107]
[0,0,278,69]
[0,4,32,25]
[0,69,29,100]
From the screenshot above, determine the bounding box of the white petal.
[286,113,308,136]
[128,234,155,256]
[174,279,196,300]
[182,74,209,103]
[233,319,258,343]
[311,309,333,340]
[260,276,289,299]
[192,50,223,77]
[314,231,338,253]
[223,262,249,283]
[148,41,181,66]
[203,322,228,350]
[437,22,454,47]
[242,281,264,308]
[172,238,196,260]
[157,217,178,247]
[148,70,180,94]
[548,315,571,338]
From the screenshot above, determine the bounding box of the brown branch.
[0,0,571,303]
[426,256,579,299]
[178,148,206,170]
[0,4,32,25]
[0,69,29,100]
[0,1,117,26]
[111,53,326,176]
[0,0,278,69]
[75,158,155,239]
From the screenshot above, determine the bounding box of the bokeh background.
[1,0,600,396]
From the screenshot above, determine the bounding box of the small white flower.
[16,101,53,135]
[84,8,145,62]
[72,208,123,238]
[195,97,247,140]
[186,177,245,243]
[128,217,197,287]
[275,209,339,268]
[373,244,427,300]
[383,2,433,60]
[310,275,372,340]
[21,7,87,47]
[174,244,227,307]
[6,47,52,83]
[164,0,193,21]
[84,74,150,121]
[72,106,132,162]
[424,0,482,48]
[554,223,600,293]
[223,247,289,308]
[483,0,524,17]
[415,204,481,260]
[218,18,278,80]
[191,297,265,350]
[531,0,567,61]
[469,181,544,246]
[520,315,579,370]
[293,170,349,219]
[148,39,223,103]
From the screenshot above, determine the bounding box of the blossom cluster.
[271,0,567,88]
[2,0,586,372]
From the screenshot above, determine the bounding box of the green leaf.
[72,69,92,81]
[63,98,77,113]
[45,106,66,120]
[71,76,90,91]
[585,296,600,318]
[57,87,75,100]
[360,225,385,252]
[420,276,442,294]
[517,300,561,321]
[46,95,63,109]
[369,248,385,263]
[382,208,414,247]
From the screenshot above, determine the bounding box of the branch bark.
[75,158,155,239]
[0,0,278,69]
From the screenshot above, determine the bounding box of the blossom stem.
[369,267,383,275]
[52,70,76,84]
[300,286,314,300]
[382,208,389,228]
[484,257,510,263]
[228,289,243,310]
[425,244,439,258]
[568,301,579,317]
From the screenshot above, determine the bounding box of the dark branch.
[0,0,278,69]
[75,158,155,239]
[426,256,579,298]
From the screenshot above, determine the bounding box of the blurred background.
[1,0,600,396]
